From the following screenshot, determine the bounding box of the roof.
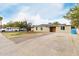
[32,24,71,27]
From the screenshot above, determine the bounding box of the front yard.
[2,31,49,43]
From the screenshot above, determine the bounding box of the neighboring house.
[31,24,71,33]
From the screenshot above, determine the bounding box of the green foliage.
[53,22,61,25]
[64,5,79,28]
[0,16,3,21]
[3,21,32,31]
[4,21,26,28]
[71,19,79,28]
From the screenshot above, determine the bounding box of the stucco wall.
[31,27,49,32]
[56,26,71,33]
[31,26,71,33]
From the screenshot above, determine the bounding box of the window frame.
[61,26,65,30]
[36,27,38,30]
[40,27,43,30]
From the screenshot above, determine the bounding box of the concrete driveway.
[0,33,18,55]
[0,33,79,56]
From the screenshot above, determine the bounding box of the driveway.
[15,33,79,56]
[0,33,79,56]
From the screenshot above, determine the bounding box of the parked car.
[19,28,27,31]
[0,28,7,32]
[0,27,19,32]
[0,27,27,32]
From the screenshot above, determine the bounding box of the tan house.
[31,24,71,33]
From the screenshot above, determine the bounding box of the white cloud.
[30,14,53,25]
[2,6,30,24]
[10,6,30,22]
[50,3,64,10]
[48,3,69,19]
[2,19,8,25]
[8,7,51,25]
[53,18,71,25]
[2,4,70,25]
[49,3,64,18]
[8,7,54,25]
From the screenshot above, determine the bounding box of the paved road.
[0,33,79,56]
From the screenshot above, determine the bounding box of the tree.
[3,21,32,32]
[64,5,79,34]
[0,16,3,28]
[16,21,28,29]
[64,5,79,28]
[0,16,3,21]
[27,23,32,32]
[4,21,26,28]
[53,22,61,25]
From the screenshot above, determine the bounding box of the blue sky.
[0,3,76,25]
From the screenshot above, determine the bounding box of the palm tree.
[0,16,3,29]
[64,5,79,34]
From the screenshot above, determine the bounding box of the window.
[36,27,38,30]
[61,26,65,30]
[41,27,43,30]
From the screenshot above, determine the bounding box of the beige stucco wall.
[31,26,71,33]
[56,26,71,33]
[31,27,49,32]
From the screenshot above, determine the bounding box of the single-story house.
[31,24,71,33]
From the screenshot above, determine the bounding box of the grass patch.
[2,31,44,39]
